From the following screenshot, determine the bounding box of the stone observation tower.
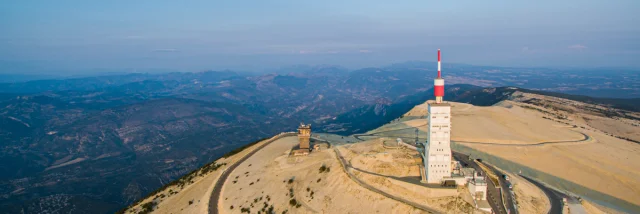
[298,123,311,150]
[423,49,452,184]
[293,123,311,156]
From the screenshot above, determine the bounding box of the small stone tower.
[298,123,311,150]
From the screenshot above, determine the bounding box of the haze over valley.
[2,1,640,213]
[1,62,639,213]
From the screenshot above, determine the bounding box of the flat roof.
[429,103,451,106]
[461,168,475,176]
[477,200,491,209]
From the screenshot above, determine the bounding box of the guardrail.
[484,162,518,214]
[476,161,511,214]
[476,161,500,185]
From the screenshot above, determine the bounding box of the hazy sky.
[1,0,639,73]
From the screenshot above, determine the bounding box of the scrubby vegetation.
[116,153,226,212]
[236,193,280,214]
[289,198,299,206]
[319,165,327,173]
[137,201,157,214]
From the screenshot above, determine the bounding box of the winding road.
[332,148,440,214]
[208,133,295,214]
[454,131,591,147]
[356,127,591,147]
[485,163,518,214]
[519,175,563,214]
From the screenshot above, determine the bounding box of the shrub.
[138,201,157,214]
[289,199,298,206]
[319,165,327,173]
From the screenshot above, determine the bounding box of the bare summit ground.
[123,135,277,214]
[220,136,423,214]
[339,139,482,214]
[370,92,640,212]
[124,90,639,214]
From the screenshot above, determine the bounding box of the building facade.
[424,103,452,183]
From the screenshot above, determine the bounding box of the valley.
[1,65,638,213]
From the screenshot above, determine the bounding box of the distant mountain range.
[0,63,638,213]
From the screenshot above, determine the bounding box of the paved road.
[486,164,518,214]
[352,124,427,141]
[453,152,507,214]
[519,175,563,214]
[333,148,441,214]
[454,131,591,147]
[208,134,295,214]
[355,123,591,148]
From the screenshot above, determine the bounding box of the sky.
[1,0,639,74]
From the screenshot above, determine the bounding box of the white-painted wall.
[424,104,452,183]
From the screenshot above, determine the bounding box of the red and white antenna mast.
[434,49,445,103]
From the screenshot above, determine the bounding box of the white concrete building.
[468,175,488,201]
[423,102,452,183]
